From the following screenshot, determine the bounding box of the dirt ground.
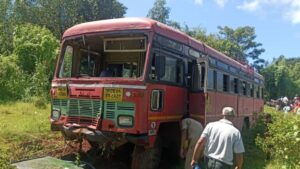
[57,140,182,169]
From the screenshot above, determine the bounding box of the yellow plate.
[103,88,123,102]
[56,87,67,99]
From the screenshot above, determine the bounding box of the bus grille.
[52,98,101,126]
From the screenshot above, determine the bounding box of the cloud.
[215,0,229,8]
[237,0,261,11]
[194,0,204,5]
[237,0,300,24]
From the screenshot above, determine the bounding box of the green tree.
[13,24,59,97]
[217,26,265,68]
[261,56,300,99]
[11,0,127,37]
[0,0,14,55]
[147,0,170,24]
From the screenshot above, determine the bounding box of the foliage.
[0,56,26,100]
[256,108,300,169]
[12,23,59,99]
[12,0,127,38]
[185,25,266,71]
[0,0,14,55]
[261,56,300,100]
[147,0,170,24]
[13,24,58,74]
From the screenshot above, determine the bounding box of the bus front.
[50,21,152,147]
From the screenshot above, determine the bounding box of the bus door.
[188,58,207,125]
[148,49,187,124]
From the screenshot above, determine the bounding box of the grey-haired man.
[191,107,245,169]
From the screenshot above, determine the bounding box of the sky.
[119,0,300,62]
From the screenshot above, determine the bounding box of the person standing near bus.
[191,107,245,169]
[180,115,203,169]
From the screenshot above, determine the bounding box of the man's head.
[222,107,235,120]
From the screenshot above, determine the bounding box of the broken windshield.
[58,34,147,79]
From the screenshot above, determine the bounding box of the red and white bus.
[50,18,264,169]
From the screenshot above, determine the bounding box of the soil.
[52,140,182,169]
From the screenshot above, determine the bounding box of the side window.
[250,84,254,97]
[59,45,73,78]
[217,72,223,91]
[160,57,183,84]
[223,74,229,92]
[230,77,239,94]
[207,69,214,89]
[241,81,247,96]
[150,52,183,85]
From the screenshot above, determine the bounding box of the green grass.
[0,101,63,162]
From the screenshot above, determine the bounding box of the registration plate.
[56,87,67,99]
[103,88,123,102]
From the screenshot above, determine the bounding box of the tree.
[261,56,300,100]
[11,0,127,38]
[147,0,170,24]
[217,26,265,69]
[0,0,14,55]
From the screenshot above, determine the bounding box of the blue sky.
[119,0,300,62]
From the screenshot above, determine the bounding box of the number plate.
[104,88,123,102]
[56,87,67,99]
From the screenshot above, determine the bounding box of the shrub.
[256,112,300,168]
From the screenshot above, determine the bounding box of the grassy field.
[0,101,64,163]
[0,102,287,168]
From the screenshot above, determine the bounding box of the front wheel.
[131,138,161,169]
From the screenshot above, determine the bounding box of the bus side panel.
[206,91,238,124]
[189,93,205,125]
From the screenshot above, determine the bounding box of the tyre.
[131,137,162,169]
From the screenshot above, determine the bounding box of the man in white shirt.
[181,115,203,169]
[191,107,245,169]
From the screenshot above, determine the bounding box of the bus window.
[242,81,247,96]
[59,45,73,78]
[230,76,239,94]
[151,53,183,85]
[207,69,214,90]
[250,84,254,97]
[217,72,223,91]
[223,74,229,92]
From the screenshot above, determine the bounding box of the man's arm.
[234,153,244,169]
[191,136,206,166]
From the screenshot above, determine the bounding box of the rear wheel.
[131,138,161,169]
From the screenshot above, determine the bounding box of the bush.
[256,112,300,168]
[0,55,27,100]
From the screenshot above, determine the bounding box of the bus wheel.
[131,138,161,169]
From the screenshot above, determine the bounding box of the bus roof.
[63,17,263,80]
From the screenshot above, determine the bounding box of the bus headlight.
[118,115,133,127]
[51,109,61,120]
